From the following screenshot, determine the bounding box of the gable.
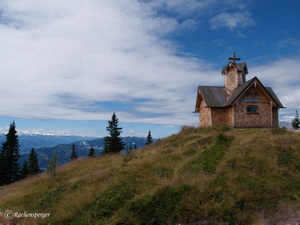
[225,77,284,108]
[195,76,283,113]
[221,62,248,75]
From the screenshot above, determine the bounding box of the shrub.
[197,136,213,145]
[183,148,196,156]
[216,125,231,131]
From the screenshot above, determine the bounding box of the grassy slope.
[0,127,299,225]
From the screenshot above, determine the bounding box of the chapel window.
[247,106,258,113]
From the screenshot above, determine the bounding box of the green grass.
[185,133,233,173]
[0,127,299,225]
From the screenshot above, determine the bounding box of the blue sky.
[0,0,299,138]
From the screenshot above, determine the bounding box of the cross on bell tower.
[228,52,240,64]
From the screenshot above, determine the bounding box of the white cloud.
[250,57,300,121]
[142,0,251,18]
[209,12,255,30]
[0,0,297,128]
[276,37,300,49]
[0,126,99,137]
[0,0,220,126]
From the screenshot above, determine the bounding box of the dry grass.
[0,126,299,224]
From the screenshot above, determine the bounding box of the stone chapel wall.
[199,100,212,126]
[234,85,273,128]
[272,108,279,127]
[211,108,227,126]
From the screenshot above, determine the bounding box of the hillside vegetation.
[0,127,299,225]
[19,137,148,170]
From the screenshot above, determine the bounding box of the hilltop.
[0,127,299,224]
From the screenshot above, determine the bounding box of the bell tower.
[221,53,248,92]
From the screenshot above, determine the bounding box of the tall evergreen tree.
[291,110,300,129]
[103,112,125,154]
[20,160,29,179]
[28,148,41,175]
[88,145,95,157]
[145,130,153,145]
[134,143,137,150]
[70,144,78,160]
[0,122,21,184]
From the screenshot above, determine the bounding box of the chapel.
[194,53,284,128]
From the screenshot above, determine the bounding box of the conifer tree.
[70,144,78,160]
[20,160,29,179]
[0,148,6,185]
[0,122,21,184]
[134,143,137,150]
[28,148,41,175]
[145,130,153,145]
[291,110,300,129]
[103,112,125,154]
[88,145,95,157]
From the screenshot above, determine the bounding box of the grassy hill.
[0,127,299,224]
[19,137,149,170]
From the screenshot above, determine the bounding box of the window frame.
[247,105,259,114]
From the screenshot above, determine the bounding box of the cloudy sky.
[0,0,299,137]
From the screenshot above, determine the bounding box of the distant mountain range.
[16,136,151,170]
[0,134,95,154]
[279,121,292,128]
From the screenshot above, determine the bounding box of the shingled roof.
[195,77,284,112]
[197,86,228,107]
[224,77,255,106]
[265,87,284,108]
[221,62,248,75]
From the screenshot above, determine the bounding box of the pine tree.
[145,130,153,145]
[291,110,300,129]
[20,160,29,179]
[70,144,78,160]
[88,145,95,157]
[103,112,125,154]
[0,148,6,185]
[28,148,41,175]
[134,143,137,150]
[0,122,21,184]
